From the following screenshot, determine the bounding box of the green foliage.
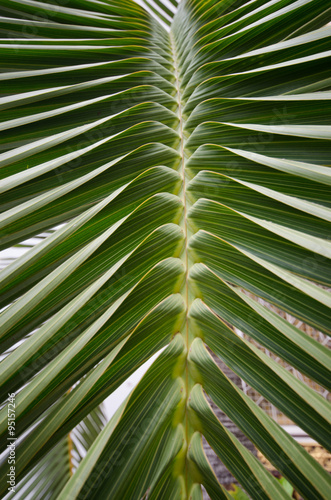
[229,485,250,500]
[0,0,330,498]
[278,477,295,496]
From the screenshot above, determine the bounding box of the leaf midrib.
[170,31,193,497]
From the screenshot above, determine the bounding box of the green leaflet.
[188,388,289,500]
[188,340,331,500]
[188,432,236,500]
[1,0,331,498]
[57,334,186,500]
[189,263,331,390]
[189,299,331,450]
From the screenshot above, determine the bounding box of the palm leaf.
[3,404,107,499]
[0,0,330,498]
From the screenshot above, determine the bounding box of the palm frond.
[0,0,330,498]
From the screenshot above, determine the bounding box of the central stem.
[170,32,194,498]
